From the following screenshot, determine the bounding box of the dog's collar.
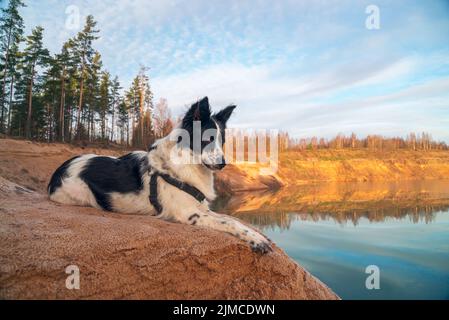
[149,171,206,215]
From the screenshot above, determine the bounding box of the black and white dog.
[48,97,272,253]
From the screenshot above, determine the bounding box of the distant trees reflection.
[234,204,449,230]
[213,181,449,229]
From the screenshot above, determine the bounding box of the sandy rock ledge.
[0,176,338,299]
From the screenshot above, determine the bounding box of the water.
[213,180,449,300]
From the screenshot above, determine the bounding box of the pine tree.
[0,0,25,133]
[53,41,73,142]
[62,38,80,142]
[41,54,60,142]
[125,77,139,144]
[11,47,26,136]
[124,86,137,146]
[5,41,20,134]
[109,76,121,142]
[84,51,102,140]
[127,66,154,147]
[72,15,99,141]
[117,97,129,145]
[20,26,49,139]
[98,70,110,141]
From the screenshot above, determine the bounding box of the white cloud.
[152,61,449,141]
[152,56,419,113]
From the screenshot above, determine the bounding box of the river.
[213,180,449,299]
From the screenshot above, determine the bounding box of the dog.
[48,97,272,253]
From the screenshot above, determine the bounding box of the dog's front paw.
[244,230,273,254]
[250,239,273,254]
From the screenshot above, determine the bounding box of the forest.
[1,0,447,152]
[0,0,174,149]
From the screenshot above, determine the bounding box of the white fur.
[147,136,271,251]
[49,133,271,252]
[201,119,225,166]
[49,154,100,208]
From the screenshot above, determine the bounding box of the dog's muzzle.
[204,157,226,170]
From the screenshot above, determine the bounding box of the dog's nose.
[217,157,226,170]
[216,162,226,170]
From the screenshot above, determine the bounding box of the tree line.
[284,132,448,151]
[0,0,174,148]
[222,130,447,156]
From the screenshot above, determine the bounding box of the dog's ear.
[214,105,236,125]
[182,97,211,128]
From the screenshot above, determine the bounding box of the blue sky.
[14,0,449,141]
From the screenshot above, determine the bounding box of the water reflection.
[213,180,449,299]
[213,180,449,229]
[234,205,449,230]
[264,212,449,300]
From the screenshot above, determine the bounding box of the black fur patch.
[188,213,200,221]
[212,104,236,146]
[79,153,148,211]
[85,180,113,211]
[176,97,236,171]
[181,97,218,154]
[47,155,81,195]
[214,105,236,126]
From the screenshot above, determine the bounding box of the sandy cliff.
[215,149,449,194]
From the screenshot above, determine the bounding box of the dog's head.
[180,96,235,171]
